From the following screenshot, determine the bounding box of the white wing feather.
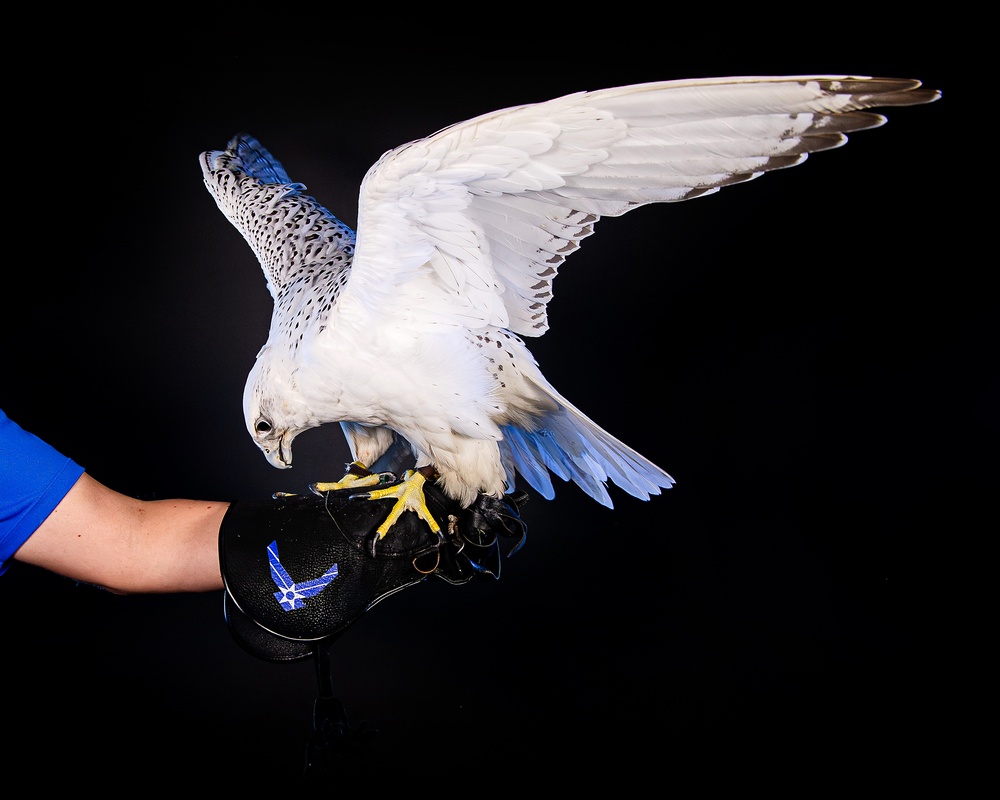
[339,75,939,338]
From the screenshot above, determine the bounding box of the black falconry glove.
[219,475,528,662]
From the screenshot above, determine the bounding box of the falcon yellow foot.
[309,461,383,494]
[353,466,442,539]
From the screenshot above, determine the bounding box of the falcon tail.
[499,385,674,508]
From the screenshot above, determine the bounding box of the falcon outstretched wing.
[340,76,939,336]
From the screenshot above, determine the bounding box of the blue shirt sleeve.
[0,409,85,575]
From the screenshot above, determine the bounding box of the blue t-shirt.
[0,409,85,575]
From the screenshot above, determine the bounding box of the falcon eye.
[255,419,272,434]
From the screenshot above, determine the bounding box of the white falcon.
[200,75,940,538]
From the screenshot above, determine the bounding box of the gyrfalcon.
[200,75,940,538]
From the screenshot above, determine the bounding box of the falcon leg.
[309,461,384,494]
[353,465,442,538]
[310,462,443,539]
[272,463,386,500]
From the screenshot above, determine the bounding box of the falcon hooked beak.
[255,423,296,469]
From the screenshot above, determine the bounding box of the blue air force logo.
[268,540,339,611]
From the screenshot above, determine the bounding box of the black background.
[0,45,979,789]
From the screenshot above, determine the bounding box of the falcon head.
[243,352,317,470]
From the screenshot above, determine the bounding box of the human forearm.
[14,473,227,594]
